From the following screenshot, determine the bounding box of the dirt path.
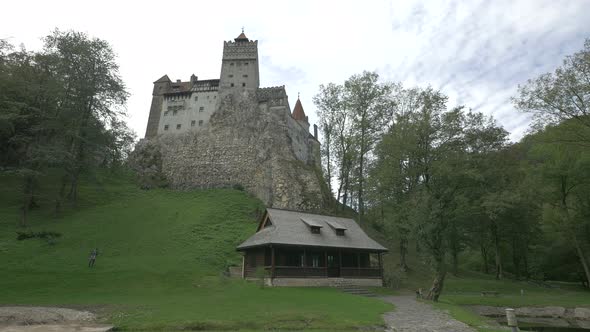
[381,295,476,332]
[0,307,112,332]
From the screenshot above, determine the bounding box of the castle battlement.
[256,86,287,101]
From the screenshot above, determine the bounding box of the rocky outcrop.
[132,92,327,211]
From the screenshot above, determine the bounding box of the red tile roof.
[292,98,308,123]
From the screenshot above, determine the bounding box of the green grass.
[0,173,392,331]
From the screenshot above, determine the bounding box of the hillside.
[0,174,391,331]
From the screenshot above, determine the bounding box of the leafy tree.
[513,38,590,145]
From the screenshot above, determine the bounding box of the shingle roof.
[292,98,308,123]
[237,209,388,252]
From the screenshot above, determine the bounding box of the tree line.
[314,39,590,300]
[0,30,135,226]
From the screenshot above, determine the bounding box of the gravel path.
[0,307,112,332]
[381,295,476,332]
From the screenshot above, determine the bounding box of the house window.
[199,106,204,112]
[242,83,246,87]
[198,120,203,126]
[336,229,345,236]
[311,226,320,234]
[176,124,181,130]
[191,120,196,127]
[312,255,319,268]
[164,125,169,131]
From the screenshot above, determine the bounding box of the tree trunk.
[572,234,590,289]
[426,259,446,302]
[399,236,409,272]
[480,241,489,274]
[490,219,503,280]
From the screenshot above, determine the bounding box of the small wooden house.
[236,208,388,287]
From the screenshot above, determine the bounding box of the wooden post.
[324,251,328,277]
[357,252,361,277]
[505,308,518,332]
[303,248,307,278]
[338,250,342,277]
[377,252,383,280]
[241,255,245,279]
[271,246,275,278]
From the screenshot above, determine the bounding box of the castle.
[136,31,328,211]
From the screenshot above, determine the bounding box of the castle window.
[173,110,178,115]
[176,124,181,130]
[242,74,248,78]
[207,95,210,99]
[214,95,217,99]
[199,106,204,112]
[191,120,196,127]
[242,83,246,87]
[198,120,204,126]
[164,111,169,116]
[244,62,249,66]
[164,125,169,130]
[230,62,234,66]
[230,83,234,87]
[194,96,198,101]
[229,74,233,78]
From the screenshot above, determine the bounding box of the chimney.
[314,124,318,139]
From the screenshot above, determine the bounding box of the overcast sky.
[2,0,589,141]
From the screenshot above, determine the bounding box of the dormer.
[300,217,323,234]
[326,220,347,236]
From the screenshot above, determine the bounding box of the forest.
[0,30,135,225]
[313,39,590,300]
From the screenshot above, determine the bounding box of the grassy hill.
[0,173,392,331]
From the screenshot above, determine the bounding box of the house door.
[327,252,340,277]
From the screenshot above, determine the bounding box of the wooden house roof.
[236,208,388,252]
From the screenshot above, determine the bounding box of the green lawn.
[0,174,392,331]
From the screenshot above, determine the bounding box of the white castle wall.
[157,90,218,134]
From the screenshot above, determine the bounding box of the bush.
[232,183,245,191]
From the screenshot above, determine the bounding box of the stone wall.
[135,91,327,211]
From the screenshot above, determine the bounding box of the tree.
[313,83,343,197]
[513,38,590,145]
[527,126,590,287]
[343,72,394,220]
[42,30,128,205]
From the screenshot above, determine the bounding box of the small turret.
[219,29,260,97]
[292,96,310,132]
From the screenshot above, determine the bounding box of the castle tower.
[145,74,172,138]
[292,96,310,132]
[219,30,260,97]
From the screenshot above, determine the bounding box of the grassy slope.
[0,174,391,331]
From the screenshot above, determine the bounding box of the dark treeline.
[0,30,135,226]
[314,39,590,300]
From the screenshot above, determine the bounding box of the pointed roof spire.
[292,95,308,123]
[235,28,249,42]
[154,74,171,83]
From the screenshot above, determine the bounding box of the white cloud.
[1,0,589,141]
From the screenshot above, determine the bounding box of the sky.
[2,0,589,141]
